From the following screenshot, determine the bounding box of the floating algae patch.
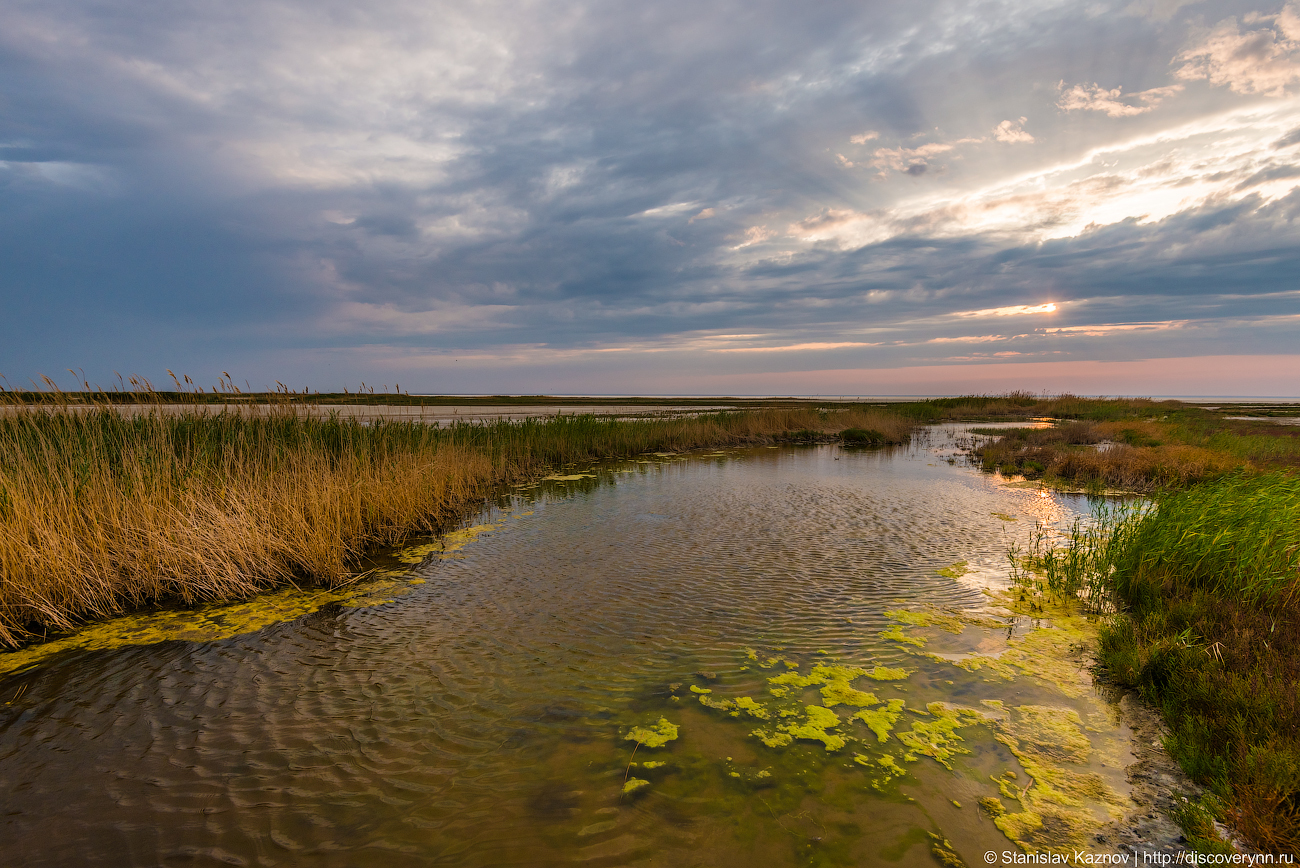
[883,608,970,634]
[768,661,909,697]
[943,590,1095,698]
[751,728,794,748]
[622,778,651,796]
[879,625,926,647]
[624,717,679,748]
[991,512,1017,522]
[988,704,1129,852]
[936,560,970,579]
[929,832,966,868]
[0,570,425,679]
[869,753,908,789]
[699,694,770,720]
[395,517,510,564]
[895,702,986,769]
[820,681,879,708]
[542,473,596,481]
[776,704,847,751]
[853,699,906,743]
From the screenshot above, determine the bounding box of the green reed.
[1012,473,1300,854]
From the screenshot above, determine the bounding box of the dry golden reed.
[0,402,911,646]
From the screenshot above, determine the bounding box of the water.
[0,426,1131,866]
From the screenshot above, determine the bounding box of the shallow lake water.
[0,426,1133,867]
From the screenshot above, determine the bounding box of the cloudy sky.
[3,0,1299,395]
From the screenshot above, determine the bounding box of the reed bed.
[0,402,912,646]
[974,418,1264,491]
[1019,473,1300,853]
[893,392,1176,423]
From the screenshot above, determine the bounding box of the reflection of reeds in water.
[0,396,913,646]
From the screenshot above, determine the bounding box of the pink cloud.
[1174,5,1300,96]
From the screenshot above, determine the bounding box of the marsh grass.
[1016,473,1300,854]
[889,392,1178,423]
[0,397,911,646]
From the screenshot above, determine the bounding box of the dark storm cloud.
[1,0,1299,388]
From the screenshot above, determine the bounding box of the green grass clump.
[1022,473,1300,854]
[841,428,889,446]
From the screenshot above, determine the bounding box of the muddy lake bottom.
[0,426,1136,867]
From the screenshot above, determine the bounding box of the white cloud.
[732,225,777,248]
[711,341,879,353]
[635,201,702,218]
[993,117,1035,143]
[1057,82,1184,117]
[773,100,1300,251]
[1174,4,1300,96]
[955,303,1058,317]
[868,137,985,175]
[1042,320,1186,336]
[849,130,880,144]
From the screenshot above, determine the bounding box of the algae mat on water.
[592,586,1131,858]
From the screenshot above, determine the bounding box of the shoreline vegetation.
[970,399,1298,855]
[4,384,1299,854]
[0,387,913,647]
[1020,474,1300,856]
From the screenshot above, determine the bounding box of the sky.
[2,0,1299,396]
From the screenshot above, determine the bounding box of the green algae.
[1000,705,1091,764]
[639,761,666,770]
[979,796,1007,816]
[884,608,968,634]
[750,702,849,751]
[698,694,770,720]
[929,833,966,868]
[895,702,985,769]
[751,728,794,748]
[879,625,926,647]
[732,696,769,719]
[767,661,909,703]
[819,681,879,708]
[622,778,651,795]
[780,704,847,751]
[870,753,907,789]
[853,698,906,743]
[0,570,428,679]
[934,588,1096,697]
[689,684,711,694]
[992,512,1018,522]
[981,703,1131,852]
[936,560,970,579]
[624,717,679,748]
[394,518,507,564]
[542,473,596,481]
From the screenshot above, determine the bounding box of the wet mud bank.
[1093,693,1202,855]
